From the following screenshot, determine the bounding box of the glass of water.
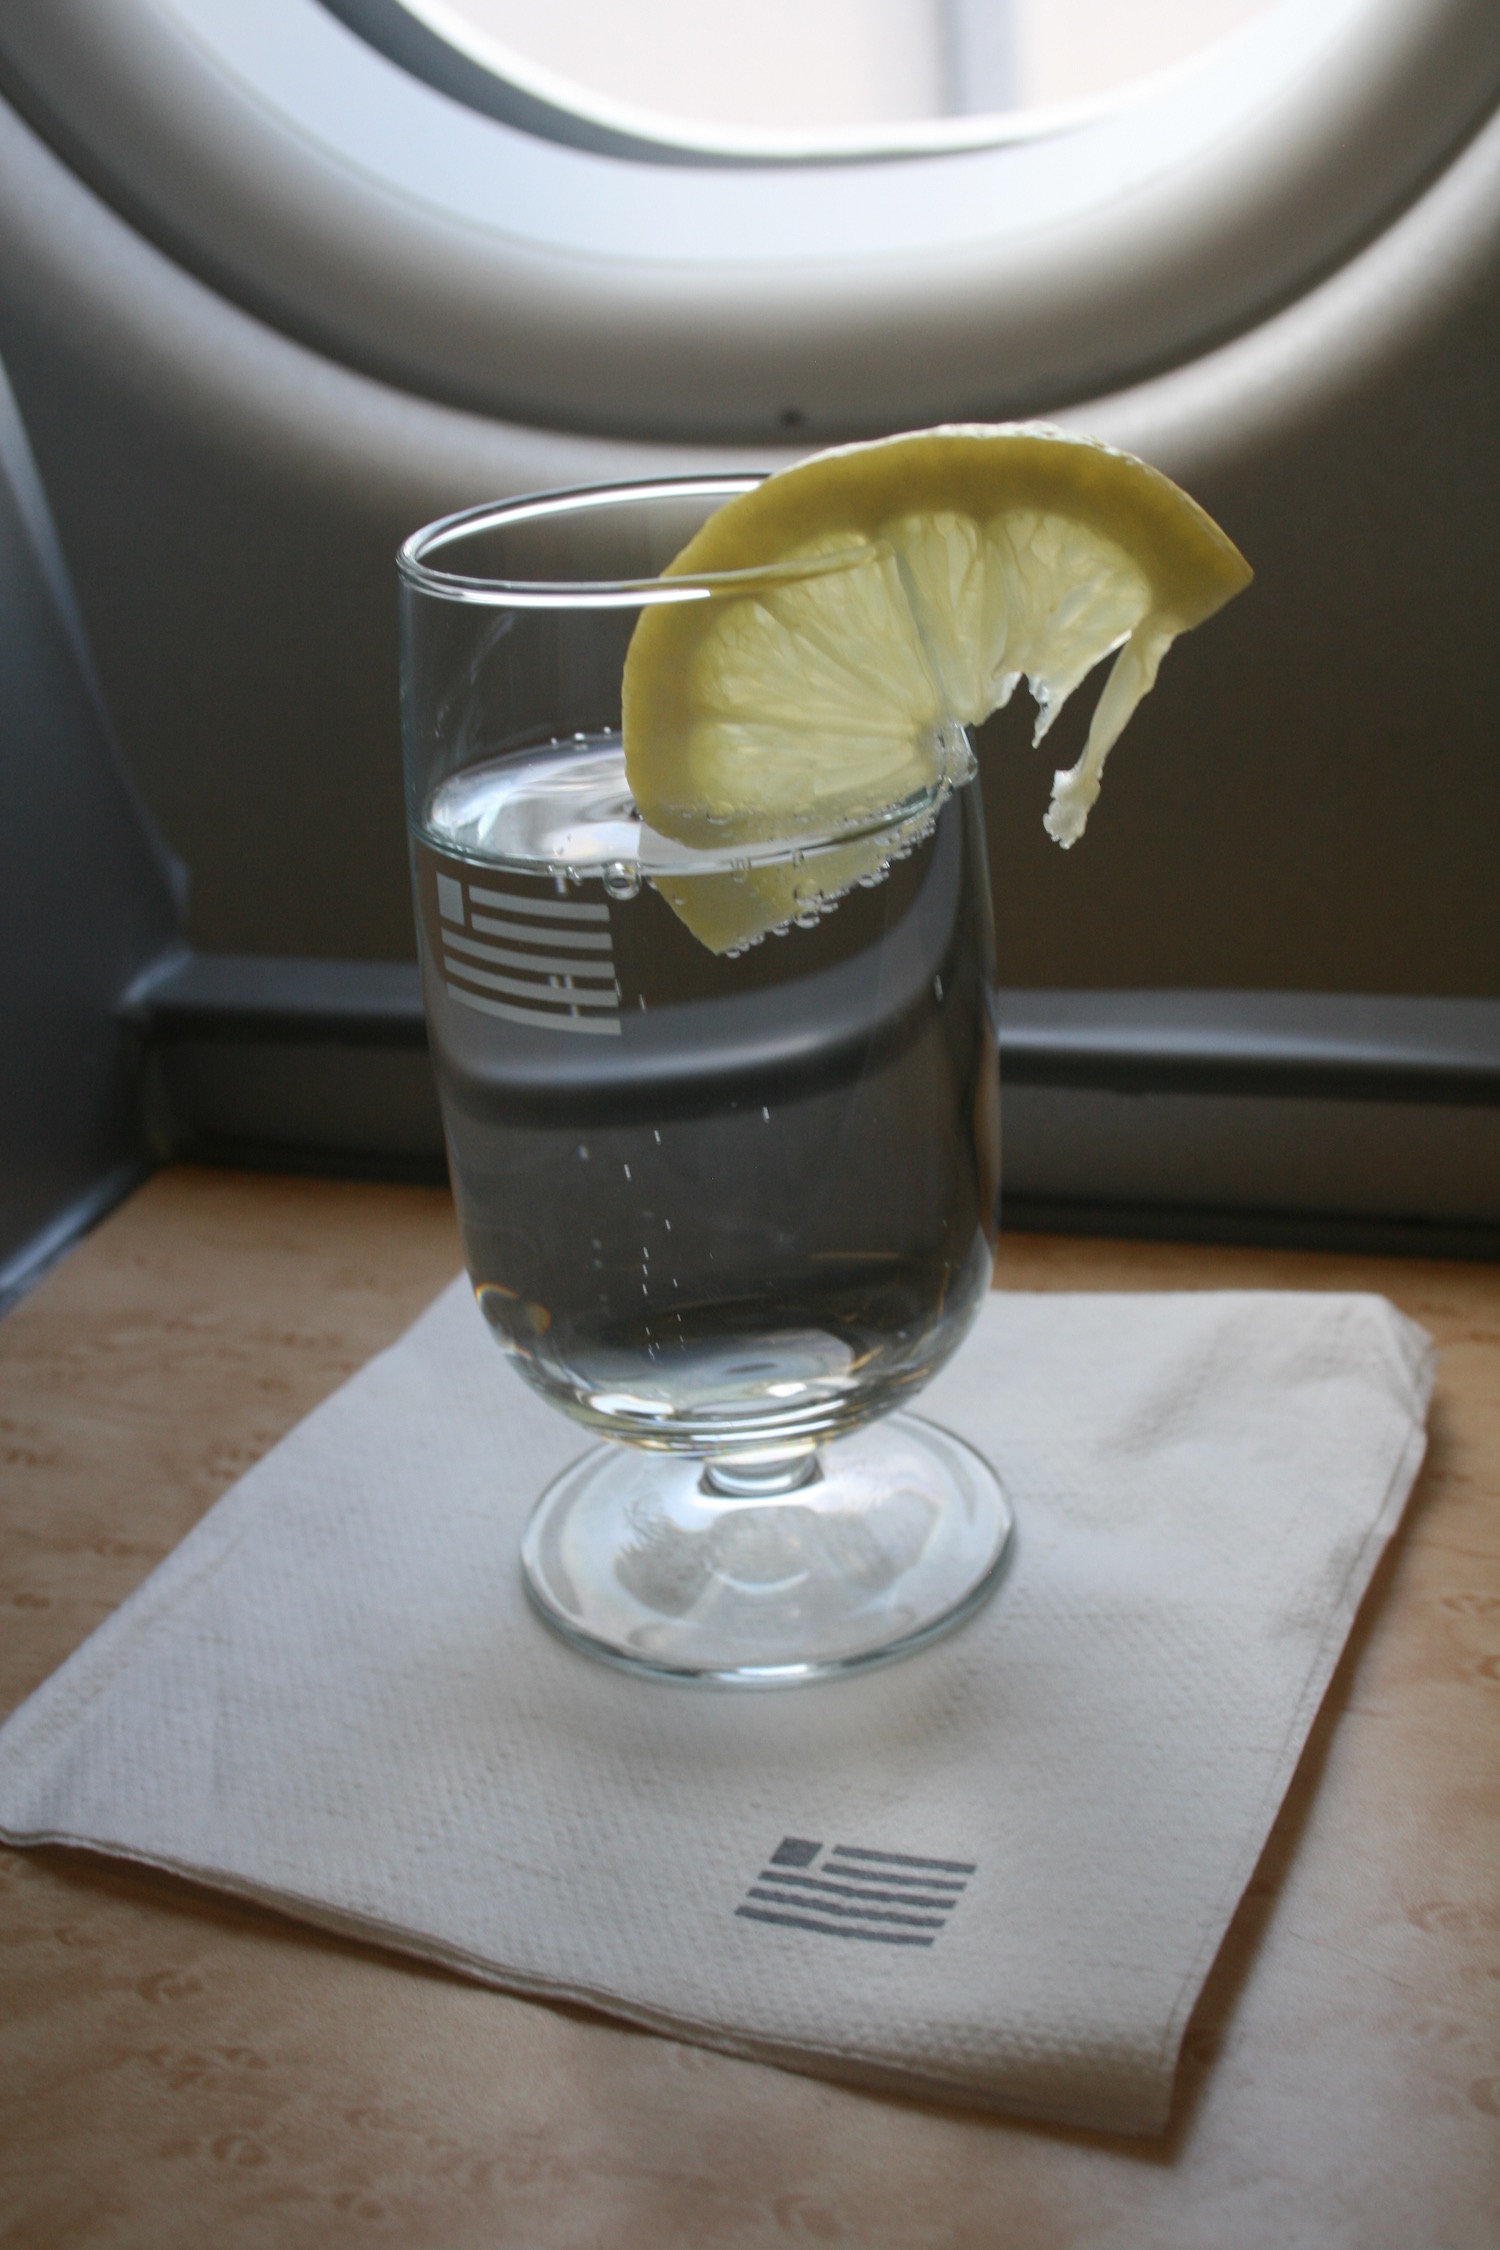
[399,480,1012,1684]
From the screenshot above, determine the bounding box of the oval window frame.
[0,0,1496,441]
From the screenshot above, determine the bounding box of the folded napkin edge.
[1145,1386,1432,2112]
[0,1818,1175,2136]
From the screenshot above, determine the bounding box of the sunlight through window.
[419,0,1280,133]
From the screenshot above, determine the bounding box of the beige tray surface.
[2,1168,1497,2249]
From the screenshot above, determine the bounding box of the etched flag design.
[435,869,621,1035]
[736,1836,974,1947]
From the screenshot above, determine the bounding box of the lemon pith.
[622,424,1251,950]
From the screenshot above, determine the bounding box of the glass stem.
[699,1447,824,1498]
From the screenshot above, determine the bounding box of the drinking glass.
[399,480,1012,1684]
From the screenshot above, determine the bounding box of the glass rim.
[397,476,874,608]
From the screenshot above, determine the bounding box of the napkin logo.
[736,1835,974,1948]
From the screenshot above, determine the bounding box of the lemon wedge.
[623,423,1250,950]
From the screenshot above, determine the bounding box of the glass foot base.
[520,1413,1013,1686]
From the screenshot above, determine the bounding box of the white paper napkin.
[0,1284,1433,2134]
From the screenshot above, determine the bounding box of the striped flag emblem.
[736,1836,974,1948]
[434,869,621,1035]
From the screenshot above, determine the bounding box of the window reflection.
[421,0,1280,132]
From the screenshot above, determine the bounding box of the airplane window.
[2,0,1492,442]
[420,0,1279,134]
[1004,0,1276,112]
[0,0,1494,1252]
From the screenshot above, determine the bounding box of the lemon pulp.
[622,424,1251,950]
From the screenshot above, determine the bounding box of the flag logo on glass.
[736,1836,975,1947]
[433,867,622,1035]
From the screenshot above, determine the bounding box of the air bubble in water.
[603,861,640,899]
